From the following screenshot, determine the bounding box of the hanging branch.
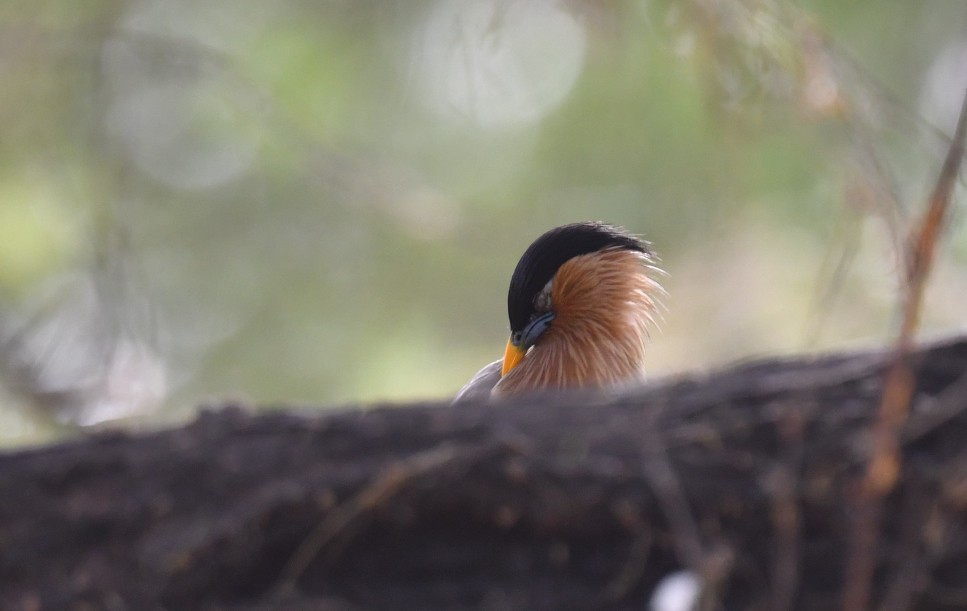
[843,86,967,611]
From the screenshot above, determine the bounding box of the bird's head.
[495,222,663,396]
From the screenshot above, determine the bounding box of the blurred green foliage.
[1,0,966,445]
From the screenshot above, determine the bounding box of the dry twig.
[842,86,967,611]
[275,444,462,594]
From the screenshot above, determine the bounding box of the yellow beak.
[501,339,526,376]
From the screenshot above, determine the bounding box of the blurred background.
[1,0,966,446]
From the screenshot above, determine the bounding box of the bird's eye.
[534,279,554,312]
[512,331,523,345]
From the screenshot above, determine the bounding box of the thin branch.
[875,486,932,611]
[842,85,967,611]
[641,404,707,572]
[274,444,463,594]
[769,408,805,611]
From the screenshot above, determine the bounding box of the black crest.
[506,222,648,333]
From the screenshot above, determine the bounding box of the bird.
[455,221,663,402]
